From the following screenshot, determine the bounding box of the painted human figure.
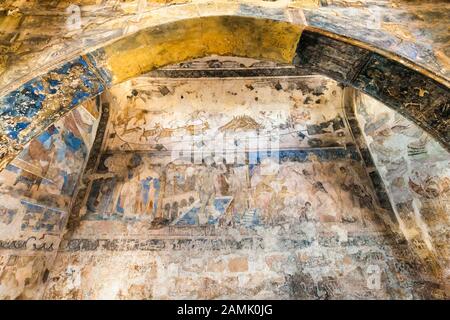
[195,159,219,225]
[136,165,160,217]
[228,167,248,219]
[299,201,315,222]
[337,165,372,224]
[117,174,139,218]
[144,178,160,218]
[336,165,356,213]
[89,178,115,216]
[215,163,230,196]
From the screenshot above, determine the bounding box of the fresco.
[0,0,448,299]
[0,255,53,300]
[104,77,351,152]
[81,148,367,229]
[42,76,446,299]
[0,106,98,211]
[0,103,100,299]
[80,77,357,225]
[355,93,450,289]
[51,145,419,299]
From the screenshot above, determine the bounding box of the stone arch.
[0,15,449,172]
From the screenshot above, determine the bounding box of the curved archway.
[0,15,449,173]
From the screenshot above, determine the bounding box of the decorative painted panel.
[0,103,100,299]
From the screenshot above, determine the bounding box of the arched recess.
[0,15,449,172]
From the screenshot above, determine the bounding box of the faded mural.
[0,0,448,301]
[355,93,450,292]
[0,100,99,299]
[41,76,446,299]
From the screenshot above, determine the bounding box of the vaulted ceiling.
[0,2,449,175]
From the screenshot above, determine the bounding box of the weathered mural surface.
[83,77,358,225]
[0,101,99,299]
[42,76,446,299]
[355,93,450,292]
